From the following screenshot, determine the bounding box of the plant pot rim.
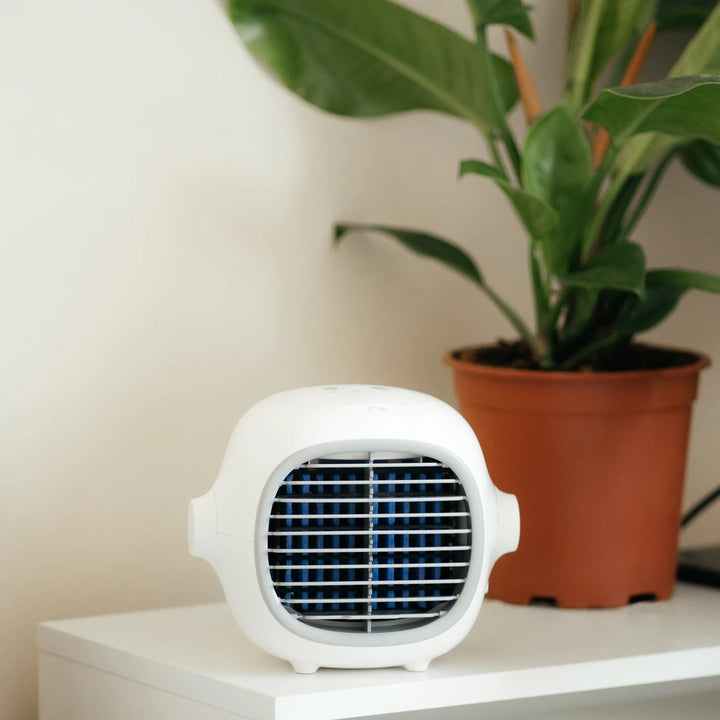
[443,342,711,382]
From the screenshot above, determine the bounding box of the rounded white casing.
[189,385,519,673]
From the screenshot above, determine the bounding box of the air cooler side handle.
[189,489,217,561]
[492,488,520,562]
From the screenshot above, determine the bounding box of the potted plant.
[227,0,720,607]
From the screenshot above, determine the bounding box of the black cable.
[681,484,720,527]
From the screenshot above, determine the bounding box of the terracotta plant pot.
[444,345,710,608]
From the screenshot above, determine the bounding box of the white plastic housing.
[189,385,519,673]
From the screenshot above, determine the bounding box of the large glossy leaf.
[465,0,534,39]
[680,139,720,186]
[522,106,593,275]
[230,0,517,133]
[334,223,484,287]
[561,242,646,296]
[459,159,559,239]
[583,75,720,146]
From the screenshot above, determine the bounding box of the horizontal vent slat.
[275,492,465,505]
[281,478,457,487]
[273,578,464,587]
[268,528,470,537]
[269,561,469,569]
[296,612,445,620]
[274,495,466,503]
[269,512,470,520]
[268,545,470,554]
[298,462,446,470]
[281,595,459,605]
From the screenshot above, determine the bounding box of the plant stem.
[499,124,522,183]
[475,30,522,183]
[580,145,619,260]
[566,0,582,55]
[547,287,570,334]
[564,0,607,111]
[592,22,658,168]
[485,136,509,180]
[558,330,622,371]
[600,173,644,245]
[530,240,552,358]
[618,151,675,242]
[481,281,543,360]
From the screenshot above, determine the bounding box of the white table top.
[38,583,720,720]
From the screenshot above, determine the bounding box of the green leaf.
[615,267,720,335]
[334,221,538,348]
[583,75,720,146]
[459,159,559,240]
[656,0,718,31]
[564,0,652,110]
[333,223,484,287]
[587,0,649,91]
[458,158,505,181]
[610,2,720,176]
[614,286,686,336]
[680,139,720,186]
[562,242,646,296]
[522,106,593,275]
[564,0,607,110]
[647,268,720,293]
[465,0,534,39]
[669,1,720,77]
[230,0,517,133]
[559,288,600,345]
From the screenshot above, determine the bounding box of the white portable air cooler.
[189,385,519,673]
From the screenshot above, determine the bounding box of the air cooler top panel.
[189,385,519,673]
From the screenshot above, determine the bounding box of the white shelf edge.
[37,635,276,720]
[279,647,720,720]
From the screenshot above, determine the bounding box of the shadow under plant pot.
[445,343,710,609]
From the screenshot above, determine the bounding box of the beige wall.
[2,1,719,717]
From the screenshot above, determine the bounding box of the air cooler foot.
[404,659,430,672]
[290,661,319,674]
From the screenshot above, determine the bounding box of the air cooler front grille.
[267,454,472,633]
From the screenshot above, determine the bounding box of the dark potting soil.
[455,340,701,372]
